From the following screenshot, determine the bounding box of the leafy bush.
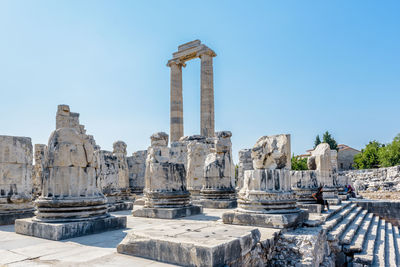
[291,155,308,170]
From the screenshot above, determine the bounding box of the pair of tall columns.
[168,50,215,142]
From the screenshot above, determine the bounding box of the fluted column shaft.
[169,62,184,142]
[200,53,215,137]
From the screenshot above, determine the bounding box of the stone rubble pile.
[339,165,400,192]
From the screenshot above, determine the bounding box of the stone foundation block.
[132,205,202,219]
[15,215,126,240]
[222,209,308,229]
[194,199,237,209]
[0,209,35,225]
[117,222,272,267]
[297,203,322,214]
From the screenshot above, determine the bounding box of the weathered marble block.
[308,143,340,204]
[133,132,202,219]
[223,134,307,229]
[199,131,237,209]
[0,135,34,225]
[32,144,47,198]
[15,105,126,239]
[291,170,319,201]
[186,136,212,198]
[237,148,253,191]
[127,150,147,195]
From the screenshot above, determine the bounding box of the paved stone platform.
[0,207,280,266]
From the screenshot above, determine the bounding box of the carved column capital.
[197,48,216,59]
[166,59,186,68]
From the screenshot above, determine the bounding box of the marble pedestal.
[15,215,126,240]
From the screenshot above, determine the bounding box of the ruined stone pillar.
[168,60,184,142]
[198,131,237,208]
[223,134,307,229]
[133,132,202,219]
[199,50,215,138]
[15,105,126,240]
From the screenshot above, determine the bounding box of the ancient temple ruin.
[167,40,216,142]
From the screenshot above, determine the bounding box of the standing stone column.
[113,141,131,198]
[15,105,126,240]
[167,60,185,142]
[198,50,216,138]
[223,134,307,229]
[199,131,237,208]
[133,132,202,219]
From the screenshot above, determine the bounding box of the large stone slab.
[117,220,279,267]
[15,215,126,241]
[133,205,202,219]
[222,209,308,229]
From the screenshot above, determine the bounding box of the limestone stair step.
[393,226,400,265]
[303,201,352,227]
[327,206,363,242]
[386,222,397,267]
[341,209,368,245]
[345,212,374,253]
[353,216,380,266]
[322,203,357,232]
[371,219,385,267]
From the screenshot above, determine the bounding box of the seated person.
[312,186,329,212]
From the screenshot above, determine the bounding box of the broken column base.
[0,208,35,225]
[222,209,308,229]
[193,199,237,209]
[108,201,134,212]
[133,197,146,206]
[15,215,127,241]
[133,205,202,219]
[297,203,322,214]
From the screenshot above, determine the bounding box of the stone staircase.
[316,201,400,266]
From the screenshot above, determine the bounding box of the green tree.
[322,131,338,150]
[353,141,383,169]
[314,135,321,148]
[291,154,308,170]
[378,134,400,167]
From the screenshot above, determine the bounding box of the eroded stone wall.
[0,136,33,204]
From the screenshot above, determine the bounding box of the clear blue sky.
[0,1,399,162]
